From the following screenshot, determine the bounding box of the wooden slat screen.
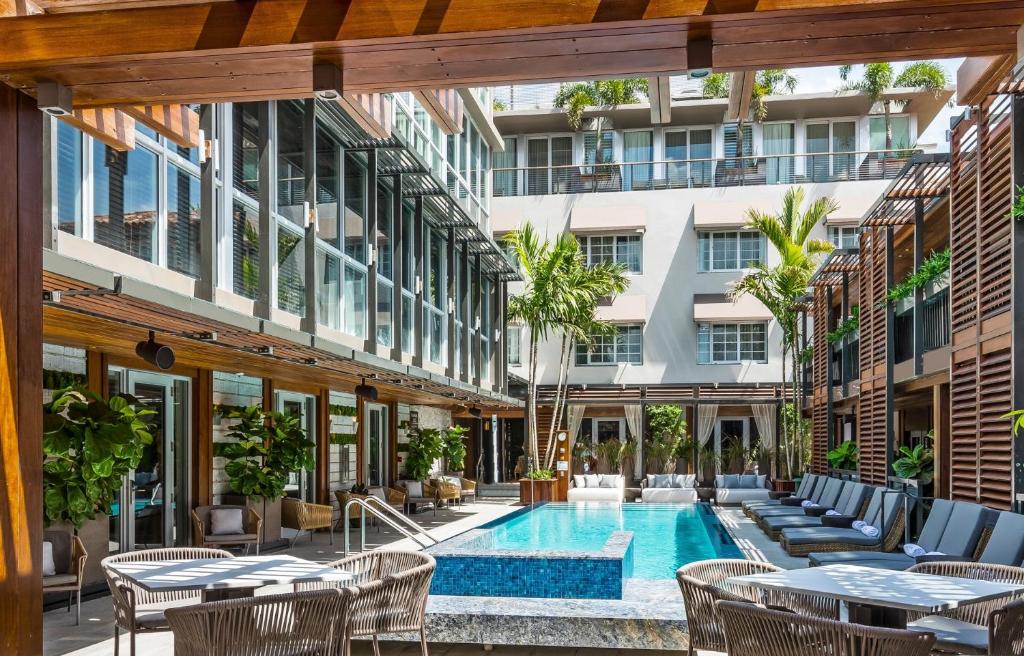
[950,118,979,333]
[857,227,888,485]
[810,286,829,473]
[978,93,1013,320]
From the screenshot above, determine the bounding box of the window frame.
[827,225,860,250]
[697,321,769,364]
[579,233,643,274]
[575,323,644,366]
[697,230,766,273]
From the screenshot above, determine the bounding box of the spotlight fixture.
[469,407,482,419]
[136,331,175,370]
[193,331,218,341]
[43,290,61,303]
[303,358,319,366]
[354,377,378,401]
[249,346,273,355]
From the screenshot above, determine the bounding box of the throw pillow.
[756,474,767,489]
[903,543,927,558]
[714,474,725,488]
[723,474,740,489]
[405,481,423,497]
[210,508,245,535]
[42,541,56,577]
[738,474,758,489]
[574,475,586,489]
[584,474,601,488]
[654,474,674,488]
[676,474,696,489]
[598,475,618,488]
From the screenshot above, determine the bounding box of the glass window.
[328,391,358,491]
[377,185,393,281]
[698,231,764,272]
[233,103,260,198]
[832,120,857,178]
[343,264,366,337]
[317,249,341,330]
[698,322,767,363]
[623,130,652,191]
[805,123,831,182]
[724,123,754,166]
[575,324,643,365]
[276,101,305,227]
[583,131,613,165]
[344,153,367,263]
[277,225,304,315]
[232,201,260,299]
[93,144,158,263]
[402,295,413,354]
[166,163,201,278]
[377,281,393,347]
[316,125,342,249]
[615,235,642,274]
[526,137,549,195]
[493,136,517,197]
[550,136,573,192]
[763,122,795,184]
[828,226,859,249]
[870,115,912,153]
[56,122,83,236]
[581,234,642,274]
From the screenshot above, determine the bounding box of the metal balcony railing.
[492,149,921,197]
[894,287,950,364]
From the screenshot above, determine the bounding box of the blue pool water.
[483,502,741,580]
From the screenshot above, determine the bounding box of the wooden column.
[913,199,925,377]
[412,198,425,367]
[364,148,378,352]
[193,369,214,507]
[0,84,43,656]
[390,175,403,361]
[933,382,951,500]
[473,254,483,387]
[884,225,896,477]
[315,388,330,504]
[445,229,456,378]
[86,350,109,399]
[1012,92,1024,510]
[826,284,835,459]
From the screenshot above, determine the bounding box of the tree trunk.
[884,101,893,152]
[544,333,571,469]
[527,338,540,467]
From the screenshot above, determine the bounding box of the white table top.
[727,564,1024,613]
[106,555,353,592]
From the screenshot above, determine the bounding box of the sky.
[784,59,964,152]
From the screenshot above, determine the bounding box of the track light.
[355,377,378,401]
[136,331,175,370]
[469,407,482,419]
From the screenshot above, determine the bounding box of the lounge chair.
[397,481,437,515]
[716,600,936,656]
[568,474,625,502]
[759,482,871,541]
[190,505,262,555]
[42,529,88,625]
[906,561,1024,655]
[742,474,819,516]
[779,488,911,557]
[281,497,334,546]
[432,476,463,508]
[808,499,994,569]
[751,477,846,526]
[975,511,1024,565]
[714,474,772,505]
[641,473,698,503]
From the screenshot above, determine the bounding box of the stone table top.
[106,555,352,593]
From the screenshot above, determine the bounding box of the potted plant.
[221,405,315,546]
[571,440,594,474]
[442,425,469,476]
[618,438,637,482]
[892,442,934,487]
[404,428,444,481]
[43,387,155,586]
[674,436,695,475]
[827,440,860,474]
[699,443,719,486]
[519,468,557,504]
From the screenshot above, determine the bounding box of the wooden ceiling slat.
[122,104,200,148]
[59,107,134,150]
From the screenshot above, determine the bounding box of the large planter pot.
[773,479,796,493]
[48,514,109,593]
[222,494,282,546]
[519,478,557,504]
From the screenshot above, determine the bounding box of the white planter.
[924,272,950,299]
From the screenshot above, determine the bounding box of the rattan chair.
[282,497,334,546]
[295,550,436,656]
[716,599,936,656]
[432,478,461,508]
[42,529,88,625]
[191,504,263,554]
[165,587,354,656]
[906,562,1024,655]
[676,559,840,656]
[102,547,234,656]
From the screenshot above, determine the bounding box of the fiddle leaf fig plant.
[442,425,469,473]
[892,444,934,485]
[826,440,859,471]
[43,387,155,529]
[404,428,444,481]
[221,405,315,499]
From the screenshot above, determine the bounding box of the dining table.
[105,554,353,602]
[727,563,1024,629]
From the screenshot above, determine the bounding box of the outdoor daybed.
[568,474,625,502]
[641,473,698,503]
[714,474,771,505]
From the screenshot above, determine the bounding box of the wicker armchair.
[165,588,354,656]
[102,547,234,656]
[457,477,477,504]
[906,562,1024,654]
[716,600,936,656]
[295,550,436,656]
[42,530,88,625]
[281,497,334,546]
[676,559,840,656]
[432,478,461,508]
[191,505,262,554]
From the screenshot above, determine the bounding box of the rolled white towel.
[810,503,822,508]
[825,510,841,517]
[859,525,881,539]
[903,543,926,558]
[851,520,867,530]
[801,500,814,508]
[925,551,945,556]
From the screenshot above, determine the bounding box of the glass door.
[623,131,652,191]
[763,123,795,184]
[364,403,389,486]
[276,391,315,502]
[109,369,190,552]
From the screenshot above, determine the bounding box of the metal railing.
[492,149,921,197]
[342,496,439,556]
[894,286,951,363]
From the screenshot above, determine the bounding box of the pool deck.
[44,501,802,655]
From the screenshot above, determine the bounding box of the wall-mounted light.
[469,407,482,418]
[37,80,72,117]
[136,331,175,370]
[355,377,378,401]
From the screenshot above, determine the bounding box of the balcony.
[830,337,860,392]
[893,287,951,378]
[493,149,919,197]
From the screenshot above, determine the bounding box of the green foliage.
[43,387,155,529]
[827,306,860,344]
[525,468,555,480]
[700,70,799,121]
[826,440,859,470]
[492,99,507,112]
[722,441,750,474]
[892,443,934,484]
[42,369,87,391]
[220,405,316,500]
[701,73,730,99]
[329,432,357,445]
[442,425,469,472]
[595,440,622,473]
[647,404,686,440]
[328,404,358,417]
[644,405,689,474]
[1009,186,1024,222]
[405,428,444,481]
[894,61,950,94]
[553,78,648,131]
[885,248,950,304]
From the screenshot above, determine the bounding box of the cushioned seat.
[742,475,819,514]
[908,615,989,654]
[641,474,697,503]
[782,526,884,546]
[715,473,771,506]
[753,478,846,523]
[42,573,79,587]
[135,599,198,628]
[760,483,870,540]
[568,474,625,502]
[978,511,1024,565]
[781,489,911,556]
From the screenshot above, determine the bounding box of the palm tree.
[553,78,647,164]
[731,187,838,478]
[838,61,948,152]
[702,69,798,160]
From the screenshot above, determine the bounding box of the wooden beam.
[726,70,754,121]
[335,93,391,140]
[122,104,199,148]
[0,84,43,656]
[0,0,1020,107]
[647,76,671,125]
[956,55,1014,106]
[412,88,463,135]
[193,368,213,507]
[59,107,134,151]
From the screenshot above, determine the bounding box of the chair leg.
[372,634,381,656]
[130,629,136,656]
[419,626,429,656]
[114,626,120,656]
[76,588,81,626]
[67,591,72,613]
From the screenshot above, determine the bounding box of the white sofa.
[714,473,772,505]
[568,474,625,502]
[641,474,698,503]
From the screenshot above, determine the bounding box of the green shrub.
[442,425,469,472]
[826,440,859,470]
[221,405,315,499]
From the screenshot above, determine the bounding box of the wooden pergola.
[1,1,1023,653]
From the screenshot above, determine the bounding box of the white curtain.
[567,404,586,443]
[698,403,718,446]
[623,130,653,190]
[623,404,644,479]
[751,404,776,450]
[764,122,794,184]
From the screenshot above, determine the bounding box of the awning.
[693,293,772,321]
[569,204,647,232]
[594,295,647,323]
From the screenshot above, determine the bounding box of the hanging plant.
[1009,185,1024,222]
[884,247,950,305]
[826,306,860,344]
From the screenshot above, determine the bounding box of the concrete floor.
[43,501,797,656]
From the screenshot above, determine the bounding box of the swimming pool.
[429,502,742,599]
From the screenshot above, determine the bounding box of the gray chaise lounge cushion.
[761,483,868,533]
[979,511,1024,565]
[743,474,819,511]
[753,478,844,520]
[782,488,908,548]
[782,526,884,547]
[933,502,993,556]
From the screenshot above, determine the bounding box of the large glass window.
[493,136,517,197]
[698,231,764,272]
[870,115,912,153]
[233,103,260,198]
[316,127,342,249]
[828,226,859,250]
[697,322,767,363]
[806,121,856,181]
[507,325,522,366]
[232,201,260,299]
[575,324,643,365]
[317,249,341,330]
[583,131,613,165]
[665,128,713,187]
[93,144,158,263]
[343,265,366,337]
[276,101,305,227]
[277,224,304,315]
[166,163,200,277]
[344,154,367,263]
[56,121,83,236]
[580,234,642,274]
[763,122,795,184]
[623,130,652,190]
